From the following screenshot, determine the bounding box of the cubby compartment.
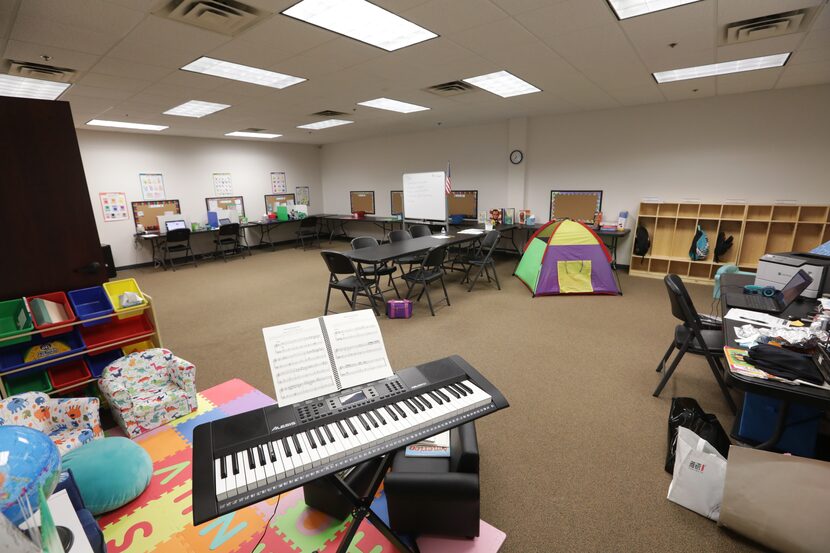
[765,222,794,253]
[721,204,746,220]
[738,222,769,267]
[671,219,697,259]
[771,205,798,222]
[747,205,772,221]
[699,204,721,218]
[689,263,711,280]
[668,261,690,276]
[823,225,830,243]
[677,203,700,218]
[715,221,743,264]
[650,259,669,274]
[657,203,678,217]
[793,223,824,252]
[798,206,828,223]
[639,203,659,216]
[652,219,676,257]
[697,220,719,260]
[629,256,650,272]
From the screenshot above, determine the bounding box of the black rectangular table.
[720,273,829,448]
[324,214,402,242]
[342,234,480,264]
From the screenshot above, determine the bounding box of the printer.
[756,252,830,299]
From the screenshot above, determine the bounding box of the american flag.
[445,162,452,195]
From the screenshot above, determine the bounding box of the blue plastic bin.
[737,392,822,457]
[68,286,114,327]
[85,348,124,378]
[0,329,85,376]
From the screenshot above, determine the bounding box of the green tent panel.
[515,237,547,293]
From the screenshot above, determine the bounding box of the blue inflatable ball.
[0,426,61,526]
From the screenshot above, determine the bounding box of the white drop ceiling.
[1,0,828,144]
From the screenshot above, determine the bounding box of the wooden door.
[0,97,106,300]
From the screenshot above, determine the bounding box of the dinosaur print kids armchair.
[98,348,197,438]
[0,392,103,455]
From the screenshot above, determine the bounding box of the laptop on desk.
[219,218,231,226]
[726,269,813,314]
[165,220,187,232]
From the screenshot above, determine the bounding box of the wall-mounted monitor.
[550,190,603,224]
[350,191,375,214]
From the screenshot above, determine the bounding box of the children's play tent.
[515,220,619,296]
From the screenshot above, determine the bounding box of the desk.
[324,215,402,242]
[343,234,480,265]
[136,223,258,266]
[255,218,306,250]
[720,273,829,449]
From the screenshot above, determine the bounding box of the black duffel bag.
[744,344,824,385]
[665,397,731,474]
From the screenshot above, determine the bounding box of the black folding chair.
[654,274,736,413]
[213,223,241,262]
[161,228,197,271]
[402,246,450,316]
[296,216,320,250]
[351,237,400,300]
[459,230,501,291]
[321,250,381,316]
[409,225,431,238]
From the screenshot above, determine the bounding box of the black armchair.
[384,422,480,538]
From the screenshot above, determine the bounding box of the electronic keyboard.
[191,355,508,525]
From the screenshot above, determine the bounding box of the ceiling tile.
[203,38,283,70]
[640,47,716,73]
[801,27,830,51]
[776,60,830,88]
[11,14,134,55]
[812,4,830,30]
[19,0,145,35]
[156,69,228,92]
[490,0,568,16]
[403,0,505,35]
[606,83,666,106]
[716,67,782,95]
[273,37,386,79]
[658,77,716,101]
[4,39,101,71]
[715,34,804,62]
[62,84,135,101]
[717,0,824,26]
[89,56,171,81]
[240,13,336,59]
[516,0,615,39]
[790,47,830,65]
[77,72,152,93]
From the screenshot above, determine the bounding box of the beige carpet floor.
[122,242,764,553]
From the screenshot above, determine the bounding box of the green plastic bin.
[0,298,34,348]
[6,369,53,395]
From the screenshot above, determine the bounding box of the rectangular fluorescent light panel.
[297,119,354,130]
[607,0,701,20]
[181,57,305,89]
[87,119,168,131]
[164,100,230,118]
[282,0,437,52]
[358,98,429,113]
[0,74,71,100]
[653,53,790,83]
[462,70,541,98]
[225,131,282,139]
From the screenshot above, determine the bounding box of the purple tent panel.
[535,244,619,295]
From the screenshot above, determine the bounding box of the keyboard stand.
[321,452,418,553]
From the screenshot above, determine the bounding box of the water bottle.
[441,226,446,235]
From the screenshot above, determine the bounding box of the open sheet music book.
[262,310,394,406]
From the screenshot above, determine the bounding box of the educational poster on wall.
[213,173,233,196]
[270,171,287,193]
[139,173,165,200]
[295,186,310,206]
[99,192,129,222]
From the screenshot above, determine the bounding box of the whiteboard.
[403,172,446,221]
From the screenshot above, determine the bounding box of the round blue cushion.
[62,437,152,515]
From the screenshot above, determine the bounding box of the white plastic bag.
[667,426,728,521]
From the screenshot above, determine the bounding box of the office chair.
[213,223,241,262]
[409,224,431,238]
[654,274,736,413]
[402,246,450,316]
[161,228,197,271]
[320,250,381,316]
[351,236,400,300]
[295,216,320,250]
[459,230,501,291]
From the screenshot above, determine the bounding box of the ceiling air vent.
[312,110,348,117]
[154,0,268,36]
[722,8,816,45]
[7,60,75,82]
[424,80,475,97]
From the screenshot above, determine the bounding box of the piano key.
[357,413,371,431]
[292,434,303,454]
[314,427,326,446]
[247,448,256,470]
[267,441,277,463]
[236,452,250,493]
[273,440,293,477]
[224,454,238,497]
[374,409,387,425]
[435,389,450,402]
[365,411,379,428]
[336,419,349,438]
[384,405,398,421]
[281,437,291,457]
[296,434,314,471]
[325,424,346,458]
[220,455,227,478]
[323,425,335,443]
[253,452,267,487]
[345,418,358,436]
[403,399,419,414]
[450,383,468,396]
[215,458,227,501]
[418,394,432,408]
[315,430,337,461]
[393,403,407,418]
[429,391,443,405]
[348,416,371,447]
[445,385,460,398]
[457,381,473,394]
[300,433,321,468]
[305,430,317,448]
[231,451,239,474]
[243,450,257,490]
[257,445,266,466]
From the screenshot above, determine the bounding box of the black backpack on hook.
[714,232,734,262]
[634,225,651,257]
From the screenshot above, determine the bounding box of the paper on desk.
[432,235,453,239]
[724,309,788,327]
[458,228,485,234]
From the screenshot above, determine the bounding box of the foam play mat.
[99,378,506,552]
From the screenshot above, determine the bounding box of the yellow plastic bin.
[103,278,146,319]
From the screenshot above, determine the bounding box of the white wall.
[321,84,830,263]
[78,130,322,267]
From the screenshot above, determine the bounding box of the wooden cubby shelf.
[629,202,830,285]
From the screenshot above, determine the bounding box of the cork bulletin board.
[132,200,181,231]
[390,190,403,215]
[265,194,295,214]
[350,191,375,214]
[550,190,603,224]
[206,196,245,216]
[447,190,478,219]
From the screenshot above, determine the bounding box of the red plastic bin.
[78,314,154,353]
[47,359,92,390]
[25,292,77,337]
